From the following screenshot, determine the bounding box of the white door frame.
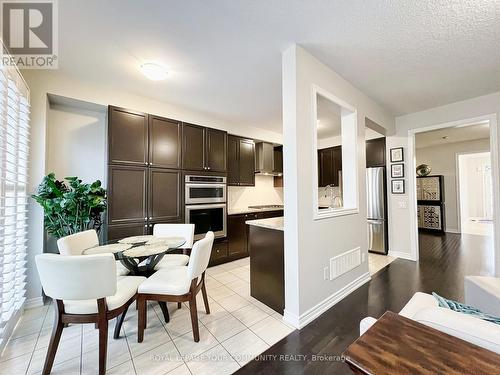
[407,114,499,264]
[456,151,491,233]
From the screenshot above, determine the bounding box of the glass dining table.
[82,235,187,323]
[82,235,187,277]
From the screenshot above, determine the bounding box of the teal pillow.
[432,292,500,325]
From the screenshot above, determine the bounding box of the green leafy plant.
[32,173,107,239]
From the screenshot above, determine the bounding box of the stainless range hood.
[255,142,282,176]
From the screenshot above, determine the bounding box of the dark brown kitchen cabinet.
[273,146,283,174]
[228,135,255,186]
[107,107,185,241]
[332,146,342,186]
[273,146,284,187]
[107,222,148,242]
[318,146,342,187]
[260,210,284,219]
[148,168,182,222]
[149,115,182,169]
[238,139,255,186]
[108,165,148,224]
[225,210,283,261]
[107,106,234,242]
[318,148,333,187]
[227,136,240,185]
[182,124,227,172]
[366,137,386,167]
[228,214,251,257]
[182,123,205,171]
[108,106,148,166]
[206,128,227,172]
[209,239,229,265]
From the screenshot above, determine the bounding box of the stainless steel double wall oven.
[184,175,227,239]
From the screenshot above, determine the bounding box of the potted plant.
[32,173,107,239]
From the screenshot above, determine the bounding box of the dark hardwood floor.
[237,231,494,374]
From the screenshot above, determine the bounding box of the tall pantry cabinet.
[107,106,183,241]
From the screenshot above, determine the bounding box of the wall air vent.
[329,247,361,280]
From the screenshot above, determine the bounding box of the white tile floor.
[368,253,395,275]
[0,257,295,375]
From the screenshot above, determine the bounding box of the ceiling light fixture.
[140,63,168,81]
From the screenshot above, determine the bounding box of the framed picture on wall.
[390,147,404,162]
[391,179,405,194]
[391,163,405,178]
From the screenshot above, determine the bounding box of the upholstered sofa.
[360,291,500,354]
[464,276,500,317]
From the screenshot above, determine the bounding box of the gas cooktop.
[247,205,284,209]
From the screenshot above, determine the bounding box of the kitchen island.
[246,216,284,314]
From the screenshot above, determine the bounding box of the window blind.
[0,63,30,343]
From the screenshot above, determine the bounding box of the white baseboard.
[388,250,417,261]
[283,272,371,329]
[282,309,300,328]
[445,228,460,234]
[25,297,44,309]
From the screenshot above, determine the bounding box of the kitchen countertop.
[245,216,284,231]
[228,206,284,215]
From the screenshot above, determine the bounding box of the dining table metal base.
[158,301,170,323]
[119,254,165,277]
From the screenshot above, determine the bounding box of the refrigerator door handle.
[367,219,385,224]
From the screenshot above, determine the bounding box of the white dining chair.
[57,229,129,276]
[57,229,98,255]
[35,253,145,375]
[137,231,214,342]
[153,223,194,269]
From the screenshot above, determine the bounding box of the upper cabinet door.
[273,146,283,174]
[366,137,386,168]
[238,139,255,186]
[332,146,342,186]
[206,128,227,172]
[227,135,240,185]
[319,148,334,187]
[108,106,148,166]
[182,123,205,171]
[149,116,181,169]
[148,168,182,222]
[108,165,148,224]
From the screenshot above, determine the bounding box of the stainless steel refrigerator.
[366,167,388,254]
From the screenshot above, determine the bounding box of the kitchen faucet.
[324,184,342,208]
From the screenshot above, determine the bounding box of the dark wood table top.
[343,311,500,375]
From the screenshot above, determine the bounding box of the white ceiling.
[415,122,490,148]
[55,1,500,133]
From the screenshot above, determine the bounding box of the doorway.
[408,115,498,264]
[458,151,493,236]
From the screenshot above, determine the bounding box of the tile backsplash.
[318,186,341,207]
[228,175,283,210]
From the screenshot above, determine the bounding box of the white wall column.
[282,45,394,328]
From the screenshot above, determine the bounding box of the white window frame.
[311,84,359,220]
[0,61,30,347]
